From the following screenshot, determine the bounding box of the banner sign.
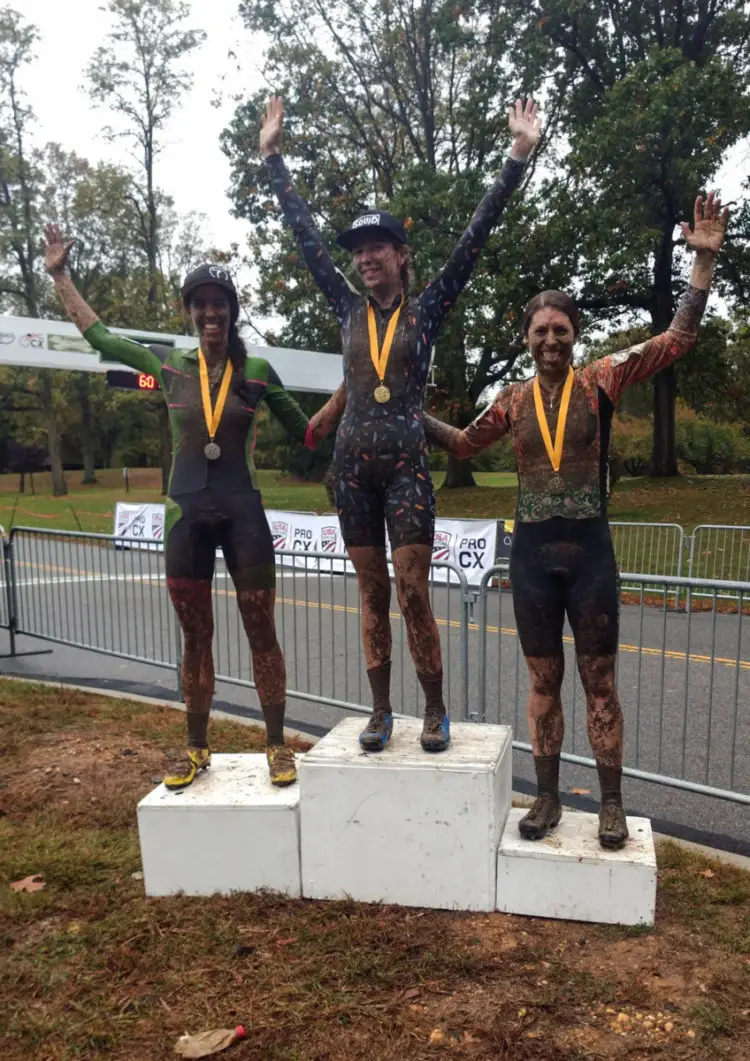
[113,504,504,584]
[113,503,165,551]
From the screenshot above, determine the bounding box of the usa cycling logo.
[209,266,229,281]
[432,531,452,563]
[151,511,164,541]
[272,521,288,551]
[321,526,338,553]
[352,213,380,229]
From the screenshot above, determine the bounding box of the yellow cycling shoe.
[266,744,297,787]
[163,747,211,791]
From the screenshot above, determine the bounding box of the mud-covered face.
[526,307,576,381]
[189,284,231,349]
[352,235,405,294]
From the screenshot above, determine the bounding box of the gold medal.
[533,367,574,494]
[198,350,233,459]
[367,297,403,405]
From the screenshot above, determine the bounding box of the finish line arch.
[0,315,342,395]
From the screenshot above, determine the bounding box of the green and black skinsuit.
[83,264,313,769]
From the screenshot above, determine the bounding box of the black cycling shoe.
[518,795,563,840]
[598,800,629,850]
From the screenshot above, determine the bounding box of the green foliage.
[612,404,750,477]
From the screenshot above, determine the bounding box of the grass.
[1,679,749,1061]
[2,468,750,536]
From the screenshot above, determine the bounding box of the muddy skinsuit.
[266,151,525,736]
[424,284,709,841]
[84,322,310,771]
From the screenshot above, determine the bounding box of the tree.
[224,0,576,487]
[87,0,205,317]
[528,0,750,474]
[0,6,68,495]
[6,439,47,494]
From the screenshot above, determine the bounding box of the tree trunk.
[158,402,171,495]
[75,373,98,484]
[38,371,67,496]
[443,455,477,489]
[651,367,677,476]
[18,472,24,494]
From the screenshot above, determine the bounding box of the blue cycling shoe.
[359,711,393,752]
[420,712,450,752]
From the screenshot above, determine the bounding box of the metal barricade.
[209,549,470,721]
[0,525,9,631]
[610,521,685,579]
[688,524,750,589]
[476,565,749,806]
[3,528,470,720]
[7,527,178,667]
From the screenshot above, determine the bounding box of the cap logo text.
[352,214,381,229]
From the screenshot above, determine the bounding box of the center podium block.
[299,717,512,911]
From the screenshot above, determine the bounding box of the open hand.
[507,98,541,161]
[260,96,284,158]
[681,192,729,255]
[43,223,75,275]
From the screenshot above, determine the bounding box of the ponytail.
[227,323,247,377]
[399,245,414,297]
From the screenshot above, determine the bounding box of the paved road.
[1,534,748,853]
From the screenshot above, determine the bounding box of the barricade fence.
[1,526,747,812]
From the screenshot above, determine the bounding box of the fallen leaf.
[571,787,591,795]
[402,988,421,1000]
[275,936,297,948]
[131,871,144,881]
[429,1028,445,1044]
[10,875,45,893]
[697,869,715,879]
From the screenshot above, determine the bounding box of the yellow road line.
[14,559,750,671]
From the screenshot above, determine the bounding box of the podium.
[299,717,512,911]
[137,754,301,898]
[135,721,656,924]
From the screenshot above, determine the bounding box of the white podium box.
[497,808,657,926]
[299,717,512,911]
[137,754,301,897]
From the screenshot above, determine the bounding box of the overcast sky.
[18,0,750,323]
[22,0,265,256]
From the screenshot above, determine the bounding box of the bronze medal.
[373,384,391,404]
[533,367,575,497]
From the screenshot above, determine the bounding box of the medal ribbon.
[367,297,403,385]
[532,366,574,473]
[198,349,233,442]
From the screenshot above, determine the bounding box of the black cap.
[336,210,407,251]
[181,264,239,324]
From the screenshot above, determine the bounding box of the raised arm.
[44,224,164,379]
[420,100,541,332]
[588,194,729,405]
[424,387,515,460]
[261,97,352,326]
[308,382,346,446]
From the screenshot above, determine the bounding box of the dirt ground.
[1,681,748,1061]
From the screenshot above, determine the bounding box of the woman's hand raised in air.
[260,96,284,159]
[507,98,541,162]
[681,192,729,257]
[43,223,75,276]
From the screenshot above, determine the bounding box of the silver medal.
[204,442,221,460]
